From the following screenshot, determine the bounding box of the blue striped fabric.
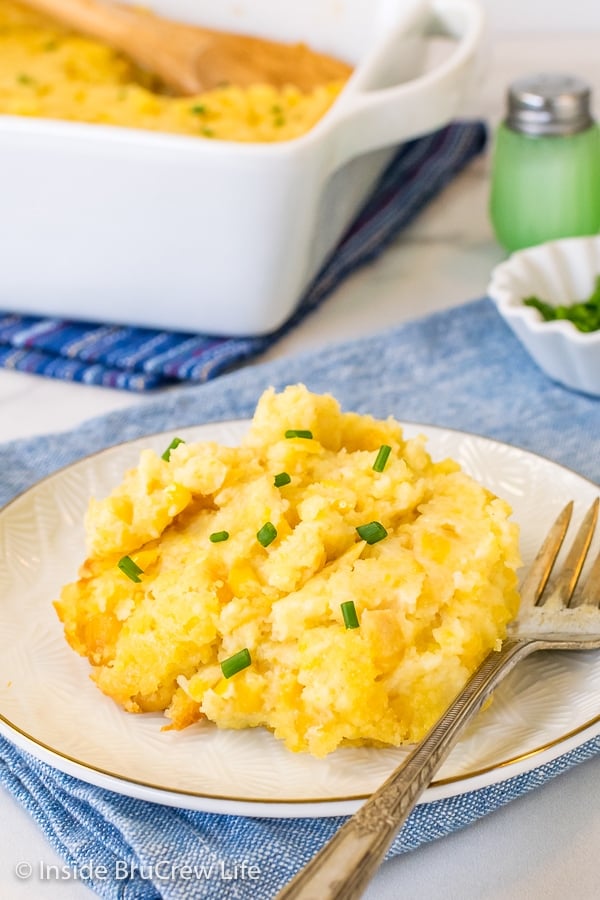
[0,121,487,391]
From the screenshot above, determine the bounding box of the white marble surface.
[480,0,600,32]
[2,30,600,900]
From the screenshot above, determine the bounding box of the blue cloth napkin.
[0,120,486,391]
[0,296,599,899]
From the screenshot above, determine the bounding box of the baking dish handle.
[324,0,484,174]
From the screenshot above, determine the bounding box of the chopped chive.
[202,128,215,138]
[161,436,185,461]
[209,530,229,543]
[373,444,392,472]
[257,522,277,547]
[523,274,600,333]
[190,103,207,115]
[285,429,313,439]
[221,648,251,678]
[341,600,360,629]
[356,521,388,544]
[274,472,291,488]
[118,555,144,582]
[17,73,35,85]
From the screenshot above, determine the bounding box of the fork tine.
[519,501,572,608]
[575,548,600,607]
[540,498,599,610]
[571,499,600,608]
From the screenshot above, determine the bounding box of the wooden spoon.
[21,0,353,94]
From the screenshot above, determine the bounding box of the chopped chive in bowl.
[524,274,600,333]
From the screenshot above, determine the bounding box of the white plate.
[1,421,599,819]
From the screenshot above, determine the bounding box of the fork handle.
[277,637,540,900]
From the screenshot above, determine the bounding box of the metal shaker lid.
[506,73,594,136]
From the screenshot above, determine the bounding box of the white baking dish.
[0,0,483,335]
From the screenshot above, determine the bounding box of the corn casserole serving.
[53,385,521,757]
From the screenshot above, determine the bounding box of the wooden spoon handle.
[20,0,217,93]
[20,0,141,45]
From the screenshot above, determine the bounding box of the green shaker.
[490,73,600,253]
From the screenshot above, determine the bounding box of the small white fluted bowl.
[488,235,600,397]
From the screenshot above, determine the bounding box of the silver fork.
[277,498,600,900]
